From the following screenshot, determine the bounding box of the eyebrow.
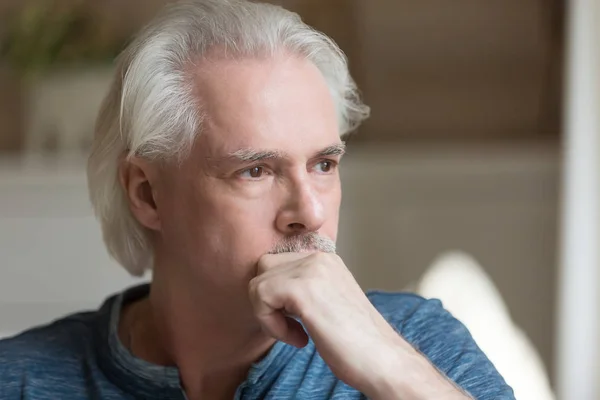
[228,149,283,162]
[217,142,347,165]
[316,143,346,157]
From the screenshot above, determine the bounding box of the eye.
[314,160,337,173]
[240,166,265,179]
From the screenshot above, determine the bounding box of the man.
[0,1,514,399]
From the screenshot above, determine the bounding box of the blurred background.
[0,1,597,399]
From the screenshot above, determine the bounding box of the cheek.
[158,190,278,277]
[194,198,280,279]
[155,183,207,255]
[192,192,278,256]
[321,184,342,241]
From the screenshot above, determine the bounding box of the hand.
[248,252,405,396]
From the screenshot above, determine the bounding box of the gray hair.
[269,232,337,254]
[87,0,370,275]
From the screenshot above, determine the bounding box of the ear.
[119,155,161,231]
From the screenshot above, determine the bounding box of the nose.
[275,176,325,235]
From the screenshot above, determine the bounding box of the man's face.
[153,54,342,296]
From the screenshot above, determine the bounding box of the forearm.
[363,334,473,400]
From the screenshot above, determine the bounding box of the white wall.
[0,155,146,338]
[555,0,600,398]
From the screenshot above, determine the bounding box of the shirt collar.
[94,283,298,399]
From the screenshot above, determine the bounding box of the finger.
[249,276,309,347]
[257,311,309,348]
[257,252,309,274]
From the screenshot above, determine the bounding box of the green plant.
[1,0,126,79]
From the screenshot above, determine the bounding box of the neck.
[120,278,276,399]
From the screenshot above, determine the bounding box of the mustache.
[269,232,336,254]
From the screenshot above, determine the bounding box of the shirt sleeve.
[0,338,26,400]
[386,295,516,400]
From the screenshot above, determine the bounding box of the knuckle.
[256,255,272,273]
[288,284,309,317]
[312,252,328,262]
[248,277,258,296]
[248,276,266,297]
[303,253,323,269]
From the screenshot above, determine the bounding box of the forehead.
[190,54,341,158]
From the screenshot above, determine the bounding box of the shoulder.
[367,291,476,360]
[366,290,429,322]
[367,290,515,400]
[0,311,100,395]
[0,310,98,356]
[367,291,468,342]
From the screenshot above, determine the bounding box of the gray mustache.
[269,232,336,254]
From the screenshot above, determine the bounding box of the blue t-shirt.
[0,284,514,399]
